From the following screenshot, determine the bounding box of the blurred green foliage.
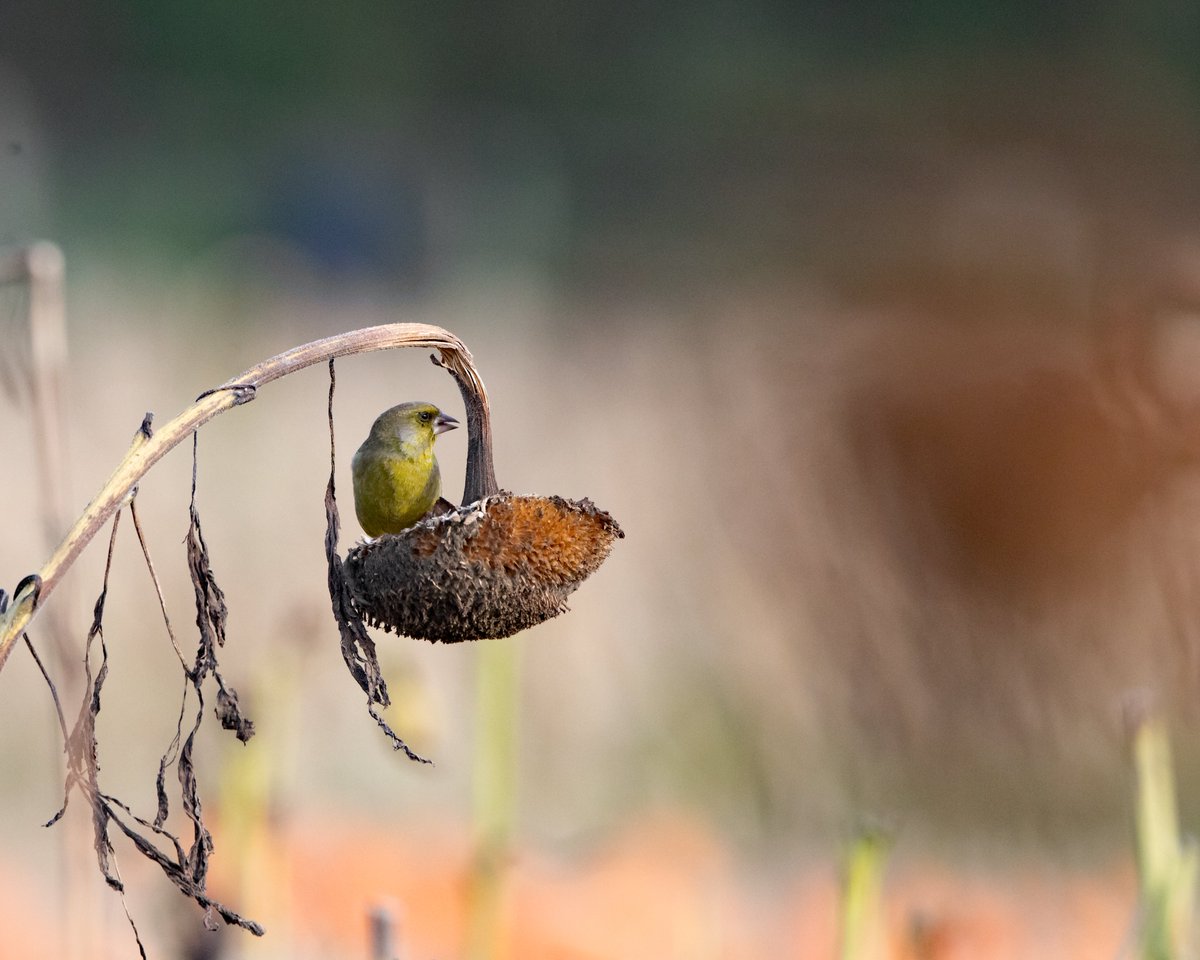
[3,1,1200,284]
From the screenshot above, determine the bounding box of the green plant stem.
[839,827,892,960]
[1131,711,1199,960]
[467,637,521,960]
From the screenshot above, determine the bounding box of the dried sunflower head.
[344,494,623,642]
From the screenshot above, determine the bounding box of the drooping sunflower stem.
[0,323,498,674]
[432,350,500,503]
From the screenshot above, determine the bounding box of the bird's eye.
[419,411,432,422]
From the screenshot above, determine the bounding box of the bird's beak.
[434,412,459,435]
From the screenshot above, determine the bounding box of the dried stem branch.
[0,323,499,674]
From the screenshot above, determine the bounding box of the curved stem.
[434,352,499,504]
[0,323,498,674]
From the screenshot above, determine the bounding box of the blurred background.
[4,2,1200,957]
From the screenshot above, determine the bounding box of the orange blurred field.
[0,809,1144,959]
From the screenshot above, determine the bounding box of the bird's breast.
[351,444,441,536]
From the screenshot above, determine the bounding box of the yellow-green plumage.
[351,401,458,537]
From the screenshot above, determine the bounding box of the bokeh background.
[4,3,1200,957]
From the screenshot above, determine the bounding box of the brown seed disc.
[344,494,624,642]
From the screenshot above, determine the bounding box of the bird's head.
[369,401,459,450]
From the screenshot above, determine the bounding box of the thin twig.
[24,632,68,740]
[27,242,70,552]
[129,498,187,669]
[0,323,496,673]
[328,358,337,486]
[1,243,79,682]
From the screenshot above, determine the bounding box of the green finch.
[351,401,459,537]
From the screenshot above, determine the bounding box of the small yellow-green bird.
[351,401,459,537]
